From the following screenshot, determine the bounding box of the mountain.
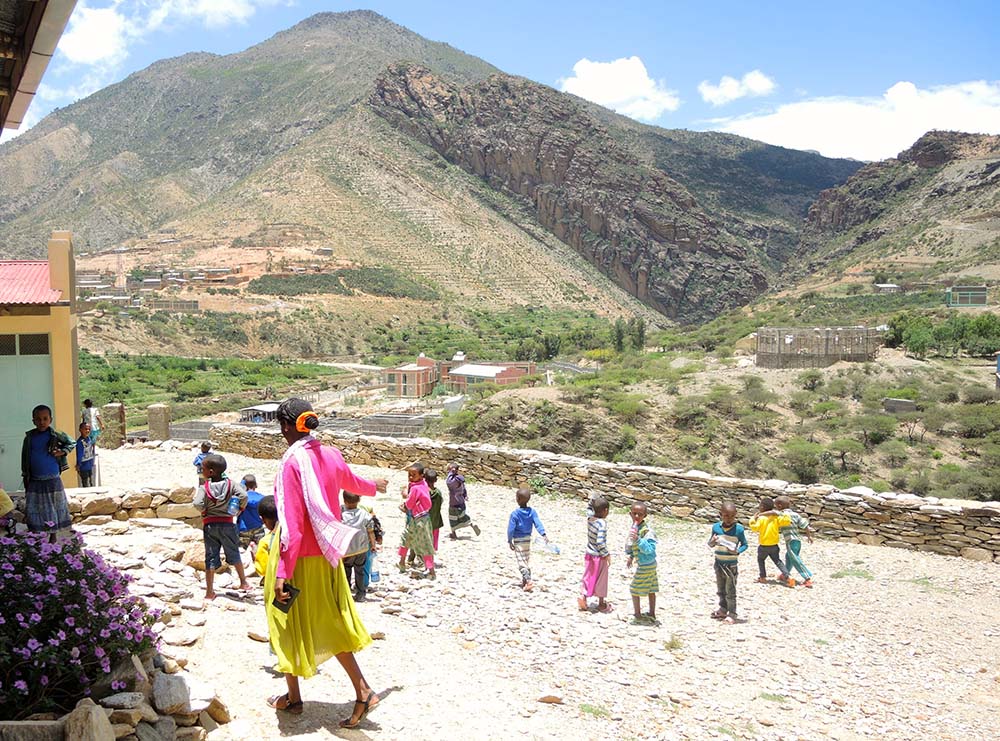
[793,131,1000,285]
[0,10,862,325]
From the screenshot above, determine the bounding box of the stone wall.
[8,486,202,529]
[212,424,1000,563]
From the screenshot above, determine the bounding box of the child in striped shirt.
[708,502,748,624]
[579,496,612,613]
[775,495,815,588]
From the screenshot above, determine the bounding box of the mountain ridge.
[0,9,874,324]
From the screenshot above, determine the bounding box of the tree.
[852,414,897,448]
[796,369,824,391]
[828,438,864,471]
[878,439,909,468]
[902,318,934,358]
[782,439,824,483]
[789,391,817,425]
[611,318,626,353]
[627,316,646,350]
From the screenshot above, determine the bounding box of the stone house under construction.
[756,326,881,369]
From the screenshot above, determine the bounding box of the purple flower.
[14,680,28,693]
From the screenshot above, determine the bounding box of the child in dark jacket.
[193,454,250,599]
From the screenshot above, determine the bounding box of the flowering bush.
[0,531,159,720]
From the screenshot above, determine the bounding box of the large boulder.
[63,698,115,741]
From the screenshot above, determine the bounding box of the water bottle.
[227,493,241,516]
[370,554,381,583]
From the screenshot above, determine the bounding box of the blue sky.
[6,0,1000,159]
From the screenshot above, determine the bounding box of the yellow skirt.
[265,543,372,678]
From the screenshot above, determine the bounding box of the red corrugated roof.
[0,261,63,304]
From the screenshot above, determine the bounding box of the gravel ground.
[93,445,1000,740]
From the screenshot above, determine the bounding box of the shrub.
[0,532,158,719]
[796,369,824,391]
[962,385,997,405]
[782,439,824,484]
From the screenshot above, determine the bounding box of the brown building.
[444,362,536,392]
[383,355,440,398]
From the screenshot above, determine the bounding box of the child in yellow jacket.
[254,495,279,578]
[749,497,793,586]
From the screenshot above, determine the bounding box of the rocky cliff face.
[796,131,1000,274]
[370,63,769,322]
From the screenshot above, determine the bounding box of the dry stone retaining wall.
[212,424,1000,564]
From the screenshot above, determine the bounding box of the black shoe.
[472,524,481,536]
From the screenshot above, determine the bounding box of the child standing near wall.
[507,487,548,592]
[75,422,96,487]
[579,496,612,613]
[193,441,212,486]
[625,503,659,625]
[709,502,748,624]
[775,495,815,588]
[749,497,793,586]
[21,404,74,538]
[238,474,266,550]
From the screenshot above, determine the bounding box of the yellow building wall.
[0,232,81,487]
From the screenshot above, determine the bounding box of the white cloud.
[144,0,272,32]
[558,56,680,121]
[59,3,132,66]
[698,69,776,106]
[709,80,1000,161]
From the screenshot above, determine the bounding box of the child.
[775,495,815,588]
[341,492,377,601]
[749,497,793,586]
[81,398,102,443]
[75,422,97,487]
[398,463,436,579]
[708,502,748,624]
[361,503,384,591]
[446,463,480,538]
[625,503,659,624]
[579,496,611,613]
[425,468,444,555]
[253,495,279,579]
[237,474,265,550]
[193,441,212,485]
[21,404,74,537]
[403,461,425,569]
[0,486,15,535]
[192,453,250,599]
[506,487,548,592]
[249,495,278,643]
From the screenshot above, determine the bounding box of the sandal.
[339,690,378,729]
[267,693,303,715]
[711,609,727,620]
[597,603,613,614]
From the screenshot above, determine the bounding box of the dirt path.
[94,445,1000,740]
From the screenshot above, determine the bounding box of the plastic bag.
[533,536,561,555]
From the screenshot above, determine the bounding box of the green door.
[0,333,54,492]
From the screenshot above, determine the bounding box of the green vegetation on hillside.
[79,352,344,426]
[247,267,441,300]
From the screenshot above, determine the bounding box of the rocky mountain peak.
[898,130,1000,168]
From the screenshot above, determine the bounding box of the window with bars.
[0,335,14,356]
[18,334,50,355]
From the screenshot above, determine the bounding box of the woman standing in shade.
[265,398,388,729]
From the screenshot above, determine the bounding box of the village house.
[0,233,82,491]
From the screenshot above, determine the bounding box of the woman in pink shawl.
[265,398,388,729]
